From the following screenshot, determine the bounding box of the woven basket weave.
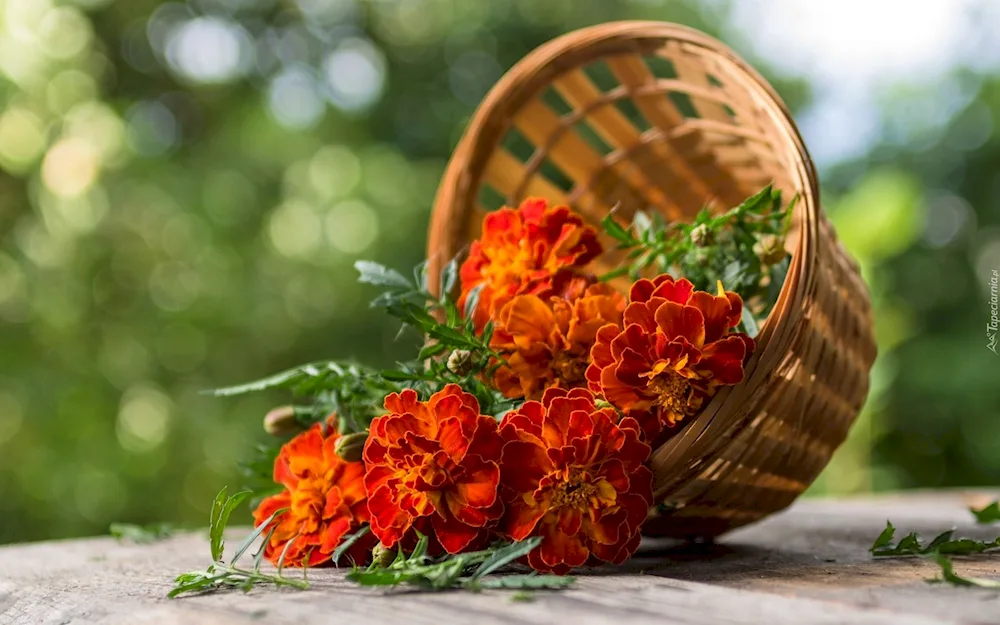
[426,21,877,539]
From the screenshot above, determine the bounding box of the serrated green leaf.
[355,260,413,289]
[924,529,956,552]
[871,521,896,551]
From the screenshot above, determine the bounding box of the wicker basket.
[426,21,877,539]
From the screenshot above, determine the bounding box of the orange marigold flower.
[490,274,625,400]
[363,385,504,554]
[458,198,602,327]
[253,415,375,567]
[587,274,755,442]
[498,387,653,574]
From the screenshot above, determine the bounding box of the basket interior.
[456,36,803,276]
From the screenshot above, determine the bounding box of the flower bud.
[372,543,396,568]
[447,349,474,376]
[263,406,301,437]
[753,234,786,266]
[334,431,369,462]
[689,223,712,247]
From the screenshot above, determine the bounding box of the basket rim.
[427,20,825,500]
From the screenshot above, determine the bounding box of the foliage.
[168,487,309,598]
[869,521,1000,558]
[927,553,1000,589]
[970,502,1000,525]
[109,522,174,544]
[871,501,1000,589]
[346,533,575,592]
[600,185,793,334]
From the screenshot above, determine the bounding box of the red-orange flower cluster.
[253,416,375,567]
[498,388,653,574]
[459,198,602,328]
[587,275,755,442]
[490,275,625,400]
[363,385,504,554]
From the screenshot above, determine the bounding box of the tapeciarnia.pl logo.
[989,269,999,354]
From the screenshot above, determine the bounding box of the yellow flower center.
[646,371,701,424]
[481,242,534,289]
[549,473,617,511]
[552,351,587,386]
[290,473,335,533]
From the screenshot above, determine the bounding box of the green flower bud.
[690,223,713,247]
[263,406,301,437]
[372,543,396,568]
[334,431,369,462]
[447,349,474,376]
[753,234,787,266]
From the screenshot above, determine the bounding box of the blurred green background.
[0,0,997,544]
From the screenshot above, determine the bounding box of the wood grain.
[2,492,999,625]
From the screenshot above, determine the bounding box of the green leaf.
[476,574,576,590]
[870,520,1000,558]
[206,361,337,396]
[332,525,371,566]
[231,507,286,564]
[870,521,896,551]
[600,212,634,246]
[418,342,448,360]
[740,305,760,339]
[462,283,485,320]
[355,260,413,289]
[927,552,1000,588]
[439,259,459,296]
[210,488,251,563]
[970,501,1000,524]
[109,522,174,544]
[924,529,956,552]
[470,536,541,580]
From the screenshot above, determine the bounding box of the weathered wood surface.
[2,491,1000,625]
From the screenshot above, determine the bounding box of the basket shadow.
[574,537,837,585]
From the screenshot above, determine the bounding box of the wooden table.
[2,492,999,625]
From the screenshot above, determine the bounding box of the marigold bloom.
[499,388,653,574]
[490,276,625,400]
[253,416,374,567]
[363,385,504,554]
[458,198,602,327]
[587,275,755,442]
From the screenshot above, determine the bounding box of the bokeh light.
[0,0,996,546]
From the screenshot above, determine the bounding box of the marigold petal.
[499,439,551,491]
[650,276,695,305]
[432,512,483,554]
[697,334,751,385]
[538,526,589,570]
[253,491,291,528]
[368,485,410,548]
[453,460,500,510]
[688,291,741,343]
[318,516,352,554]
[654,301,707,348]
